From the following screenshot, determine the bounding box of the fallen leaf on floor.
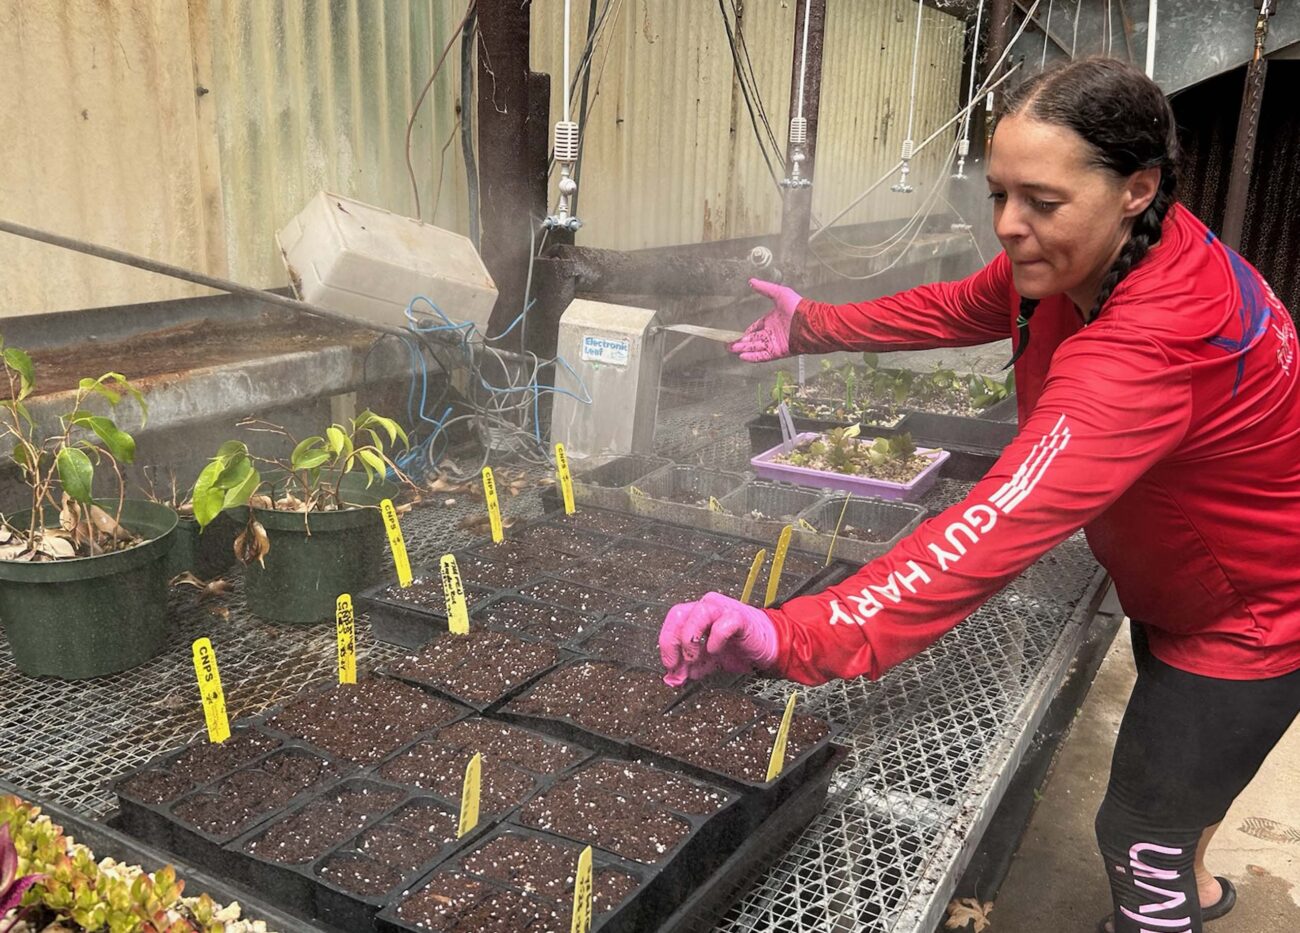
[170,572,232,600]
[944,898,993,931]
[208,606,231,621]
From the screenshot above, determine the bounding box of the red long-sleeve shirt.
[770,205,1300,683]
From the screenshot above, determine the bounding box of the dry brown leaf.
[248,494,274,510]
[88,503,133,541]
[0,542,32,561]
[395,502,413,515]
[36,535,76,560]
[234,517,270,568]
[59,495,81,532]
[170,572,232,599]
[535,476,556,488]
[208,606,231,621]
[275,494,308,512]
[0,526,10,544]
[457,514,492,533]
[944,897,993,932]
[176,501,195,517]
[428,474,469,494]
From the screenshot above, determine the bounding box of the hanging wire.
[1041,0,1055,67]
[1071,0,1082,57]
[954,0,987,178]
[892,0,929,192]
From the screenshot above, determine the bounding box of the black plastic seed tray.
[499,659,694,758]
[899,410,1020,453]
[794,494,928,565]
[621,519,735,557]
[515,575,640,617]
[254,674,469,766]
[310,793,494,933]
[355,574,495,650]
[471,592,604,649]
[376,824,648,933]
[630,687,839,826]
[365,715,594,822]
[145,743,348,882]
[377,627,571,713]
[226,776,412,918]
[573,616,663,669]
[509,757,745,928]
[655,743,850,933]
[112,725,286,853]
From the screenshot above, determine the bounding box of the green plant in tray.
[777,428,934,484]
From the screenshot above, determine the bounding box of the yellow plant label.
[458,752,482,838]
[764,525,794,608]
[481,467,504,543]
[440,554,470,634]
[380,498,413,588]
[766,692,800,781]
[741,548,767,605]
[628,485,646,498]
[707,496,723,513]
[570,845,594,933]
[796,517,818,532]
[191,637,230,744]
[555,443,576,515]
[336,594,356,685]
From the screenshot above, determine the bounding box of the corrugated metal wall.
[531,0,966,249]
[0,0,965,317]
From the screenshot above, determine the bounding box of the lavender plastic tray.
[750,432,949,502]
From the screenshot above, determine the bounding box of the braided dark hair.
[999,57,1180,368]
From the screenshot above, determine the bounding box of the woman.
[658,58,1300,933]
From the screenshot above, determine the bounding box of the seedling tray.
[112,725,286,853]
[145,743,348,882]
[794,494,928,565]
[227,776,413,918]
[746,407,906,456]
[655,743,850,933]
[366,715,594,822]
[355,574,495,650]
[898,410,1020,453]
[310,794,493,933]
[751,432,950,502]
[377,628,571,713]
[508,757,745,929]
[376,824,648,933]
[472,593,604,649]
[571,453,673,512]
[711,480,829,544]
[499,659,693,758]
[627,464,750,528]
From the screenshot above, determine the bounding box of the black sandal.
[1096,878,1236,932]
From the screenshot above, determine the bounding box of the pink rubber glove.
[729,278,803,362]
[658,592,779,687]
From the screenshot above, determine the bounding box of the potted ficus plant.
[140,467,237,580]
[194,411,413,624]
[0,337,177,679]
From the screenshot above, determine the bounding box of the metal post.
[476,0,543,349]
[1221,1,1278,252]
[778,0,827,282]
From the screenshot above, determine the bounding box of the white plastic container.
[276,192,498,332]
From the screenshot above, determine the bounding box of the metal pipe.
[0,216,412,339]
[1144,0,1157,76]
[780,0,827,276]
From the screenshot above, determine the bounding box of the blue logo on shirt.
[1204,232,1273,395]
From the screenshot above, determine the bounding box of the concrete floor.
[992,620,1300,931]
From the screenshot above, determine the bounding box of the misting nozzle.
[781,117,814,189]
[952,137,971,180]
[553,121,580,163]
[892,139,915,193]
[789,117,808,145]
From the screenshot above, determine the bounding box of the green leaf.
[71,413,136,463]
[366,428,384,454]
[326,425,347,456]
[294,449,331,471]
[2,399,33,429]
[79,377,120,406]
[105,373,148,427]
[56,447,94,503]
[357,448,386,482]
[216,453,254,490]
[290,436,326,471]
[191,460,227,529]
[222,463,260,510]
[3,348,35,400]
[861,352,879,371]
[214,440,247,466]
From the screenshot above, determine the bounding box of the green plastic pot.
[165,511,238,580]
[0,500,177,680]
[234,476,399,625]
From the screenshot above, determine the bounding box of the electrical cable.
[1041,0,1055,67]
[717,0,784,188]
[1071,0,1082,57]
[405,0,477,222]
[460,10,481,247]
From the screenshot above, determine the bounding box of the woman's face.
[987,113,1158,308]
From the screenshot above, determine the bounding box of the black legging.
[1096,624,1300,933]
